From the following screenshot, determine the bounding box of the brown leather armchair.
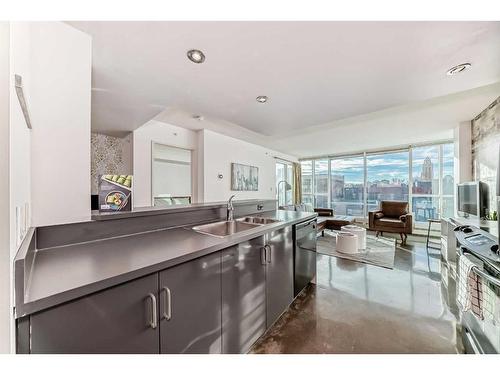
[369,201,412,244]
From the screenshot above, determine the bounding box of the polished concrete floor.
[251,234,462,354]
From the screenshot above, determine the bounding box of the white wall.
[5,22,92,352]
[9,22,91,228]
[200,129,297,202]
[8,24,34,353]
[9,22,32,255]
[0,21,11,354]
[29,22,92,226]
[133,121,298,206]
[133,120,199,207]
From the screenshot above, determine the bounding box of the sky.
[303,144,454,185]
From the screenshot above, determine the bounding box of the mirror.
[152,143,192,206]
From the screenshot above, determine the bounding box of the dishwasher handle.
[296,219,316,231]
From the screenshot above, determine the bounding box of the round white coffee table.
[341,225,367,250]
[336,231,358,254]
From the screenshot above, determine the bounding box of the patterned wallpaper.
[91,133,133,194]
[471,96,500,212]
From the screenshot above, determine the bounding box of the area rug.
[317,231,396,269]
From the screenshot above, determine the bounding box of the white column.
[0,21,12,354]
[454,121,472,218]
[196,129,205,203]
[29,22,92,226]
[454,121,472,183]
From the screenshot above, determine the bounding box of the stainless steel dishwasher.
[294,219,317,297]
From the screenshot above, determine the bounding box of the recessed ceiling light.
[446,63,471,76]
[187,49,205,64]
[256,95,268,103]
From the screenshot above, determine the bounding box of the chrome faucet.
[227,195,236,221]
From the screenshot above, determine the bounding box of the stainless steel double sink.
[192,217,280,238]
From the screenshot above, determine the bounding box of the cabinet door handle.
[161,287,172,321]
[261,247,267,265]
[266,244,271,263]
[146,293,157,329]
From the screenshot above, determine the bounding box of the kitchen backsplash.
[472,96,500,213]
[90,133,133,194]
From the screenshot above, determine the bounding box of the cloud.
[302,145,454,186]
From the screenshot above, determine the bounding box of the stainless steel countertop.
[16,210,316,317]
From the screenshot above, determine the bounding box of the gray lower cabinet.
[24,224,295,354]
[159,251,222,354]
[221,236,267,354]
[30,273,160,354]
[265,227,294,328]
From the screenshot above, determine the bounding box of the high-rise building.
[420,156,433,180]
[331,174,345,198]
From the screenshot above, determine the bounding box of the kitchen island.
[14,199,317,354]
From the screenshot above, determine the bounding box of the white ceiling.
[152,82,500,158]
[69,21,500,152]
[271,82,500,158]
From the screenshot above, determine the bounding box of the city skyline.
[301,145,455,219]
[304,145,454,185]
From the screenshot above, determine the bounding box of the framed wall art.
[231,163,259,191]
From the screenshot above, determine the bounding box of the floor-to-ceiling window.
[366,150,409,213]
[330,156,365,216]
[441,143,455,219]
[411,145,440,224]
[276,161,294,206]
[410,143,454,225]
[301,160,314,206]
[314,159,329,208]
[300,141,455,225]
[286,163,293,204]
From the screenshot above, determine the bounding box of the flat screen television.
[457,181,489,219]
